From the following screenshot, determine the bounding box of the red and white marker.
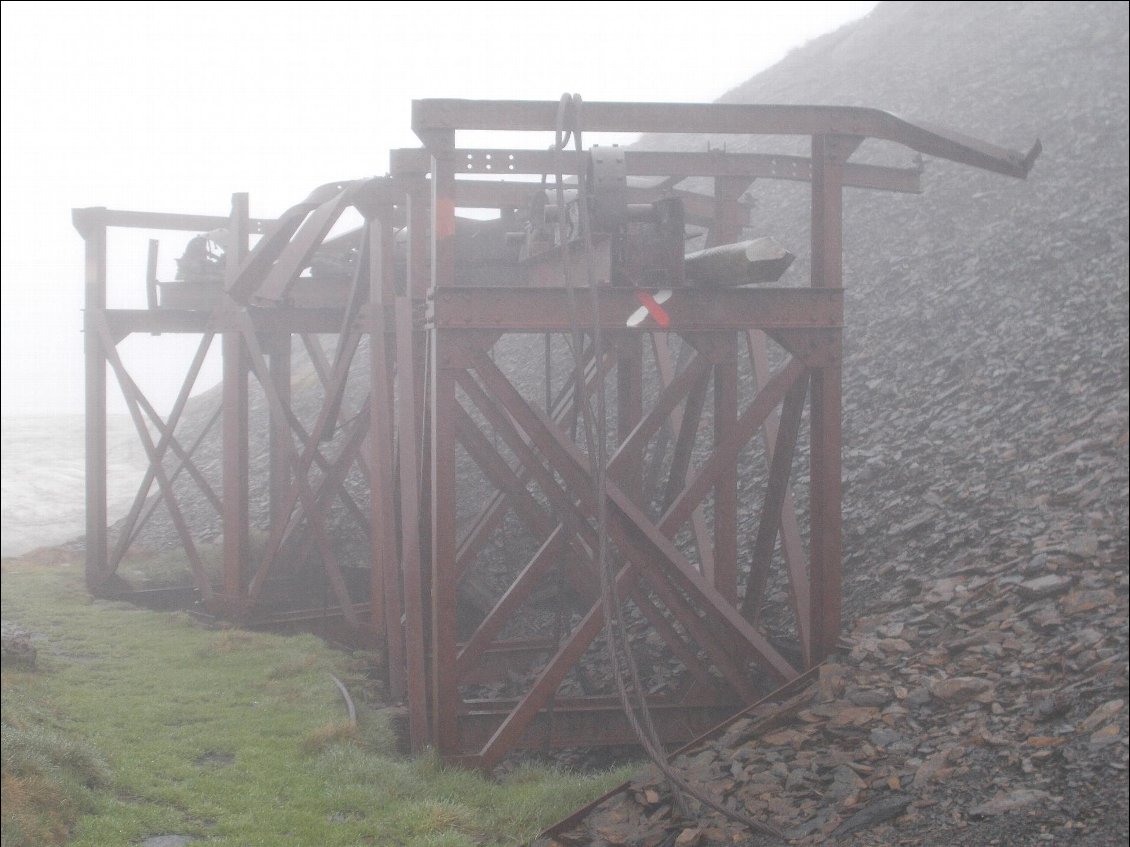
[627,289,673,329]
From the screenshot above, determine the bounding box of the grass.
[1,555,631,846]
[1,705,109,845]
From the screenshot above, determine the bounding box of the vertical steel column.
[407,179,431,301]
[706,177,748,248]
[268,333,292,532]
[710,178,748,603]
[396,295,429,751]
[407,178,433,592]
[616,334,644,504]
[809,136,852,661]
[367,218,403,699]
[429,139,460,756]
[79,208,108,591]
[430,360,459,754]
[221,194,251,610]
[713,338,739,604]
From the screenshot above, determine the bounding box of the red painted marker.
[627,289,672,329]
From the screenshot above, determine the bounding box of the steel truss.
[77,99,1037,767]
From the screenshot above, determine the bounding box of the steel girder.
[77,98,1037,768]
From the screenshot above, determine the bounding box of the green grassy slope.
[1,558,628,847]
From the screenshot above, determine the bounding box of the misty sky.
[0,0,877,418]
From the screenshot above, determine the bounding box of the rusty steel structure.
[77,99,1038,768]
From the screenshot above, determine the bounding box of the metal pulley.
[528,187,580,245]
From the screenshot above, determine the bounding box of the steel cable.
[551,93,782,840]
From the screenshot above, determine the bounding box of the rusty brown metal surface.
[395,294,428,749]
[455,698,741,756]
[391,146,922,191]
[412,99,1038,177]
[77,97,1037,768]
[428,287,843,332]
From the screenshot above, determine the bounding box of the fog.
[0,0,876,418]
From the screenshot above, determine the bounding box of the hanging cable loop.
[545,91,782,840]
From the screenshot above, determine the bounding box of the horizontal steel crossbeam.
[428,286,842,332]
